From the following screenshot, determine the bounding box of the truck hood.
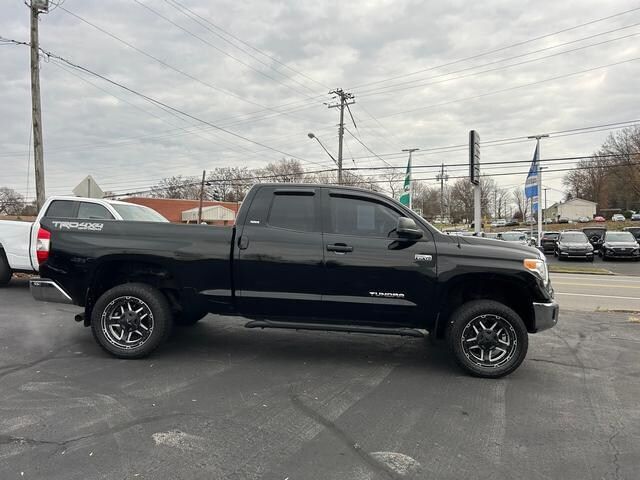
[559,242,591,248]
[458,235,543,259]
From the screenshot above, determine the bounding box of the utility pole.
[30,0,49,211]
[401,148,419,210]
[543,188,549,217]
[327,89,355,184]
[436,163,449,223]
[528,134,549,245]
[197,170,206,224]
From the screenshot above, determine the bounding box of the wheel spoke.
[102,296,154,350]
[461,314,516,368]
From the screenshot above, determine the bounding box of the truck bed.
[40,218,235,307]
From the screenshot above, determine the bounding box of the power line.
[165,0,330,91]
[130,0,319,100]
[356,27,640,98]
[57,5,312,121]
[348,5,640,90]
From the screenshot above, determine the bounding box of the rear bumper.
[532,301,559,332]
[30,278,73,305]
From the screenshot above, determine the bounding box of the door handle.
[327,243,353,253]
[238,235,249,250]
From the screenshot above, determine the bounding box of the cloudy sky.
[1,0,639,207]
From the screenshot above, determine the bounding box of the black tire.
[588,257,594,262]
[0,250,12,286]
[447,300,529,378]
[91,283,173,359]
[174,309,208,326]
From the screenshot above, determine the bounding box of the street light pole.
[308,133,339,182]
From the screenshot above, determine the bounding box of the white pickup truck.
[0,196,168,286]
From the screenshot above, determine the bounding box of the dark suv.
[555,231,594,261]
[601,231,640,260]
[540,232,559,252]
[582,227,606,251]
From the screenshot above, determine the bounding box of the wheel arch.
[435,273,536,338]
[84,256,182,326]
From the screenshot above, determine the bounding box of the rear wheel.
[447,300,528,378]
[91,283,172,359]
[0,250,12,286]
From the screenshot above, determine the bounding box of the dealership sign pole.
[469,130,481,235]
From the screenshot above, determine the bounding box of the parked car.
[479,232,500,239]
[491,219,507,228]
[577,216,590,223]
[0,196,168,286]
[623,226,640,242]
[29,183,558,378]
[600,231,640,260]
[612,214,626,222]
[582,227,607,251]
[558,217,569,224]
[500,231,529,246]
[631,213,640,221]
[505,219,519,227]
[555,231,594,262]
[594,216,606,223]
[543,218,554,224]
[540,232,560,252]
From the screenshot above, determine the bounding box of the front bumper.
[30,278,73,305]
[532,301,559,332]
[559,250,594,258]
[604,249,640,258]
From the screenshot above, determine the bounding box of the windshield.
[502,233,525,241]
[543,233,559,239]
[561,233,587,242]
[605,232,635,242]
[110,204,169,222]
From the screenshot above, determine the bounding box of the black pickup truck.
[30,184,558,378]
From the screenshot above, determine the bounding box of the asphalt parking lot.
[545,252,640,276]
[1,278,640,480]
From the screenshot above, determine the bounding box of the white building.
[182,205,236,225]
[544,198,597,221]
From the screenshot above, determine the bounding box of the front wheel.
[91,283,173,359]
[0,250,12,286]
[447,300,529,378]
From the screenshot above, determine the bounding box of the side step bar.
[244,320,425,338]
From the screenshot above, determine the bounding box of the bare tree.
[512,188,529,221]
[150,176,200,199]
[0,187,26,215]
[258,158,306,183]
[206,167,251,202]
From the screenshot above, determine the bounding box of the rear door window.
[43,200,79,218]
[78,202,115,220]
[267,192,317,232]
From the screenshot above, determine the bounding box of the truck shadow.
[160,317,457,376]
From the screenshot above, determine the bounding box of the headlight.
[587,244,594,251]
[524,258,549,286]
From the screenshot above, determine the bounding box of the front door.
[321,190,437,327]
[235,186,325,319]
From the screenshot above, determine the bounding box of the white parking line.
[555,292,640,300]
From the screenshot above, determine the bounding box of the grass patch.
[548,264,613,275]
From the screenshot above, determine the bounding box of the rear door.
[235,186,325,319]
[321,189,437,327]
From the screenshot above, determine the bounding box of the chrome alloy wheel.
[101,296,154,350]
[460,314,517,368]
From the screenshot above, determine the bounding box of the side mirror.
[396,216,423,239]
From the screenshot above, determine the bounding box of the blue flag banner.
[525,144,539,214]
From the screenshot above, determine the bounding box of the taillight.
[36,227,51,265]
